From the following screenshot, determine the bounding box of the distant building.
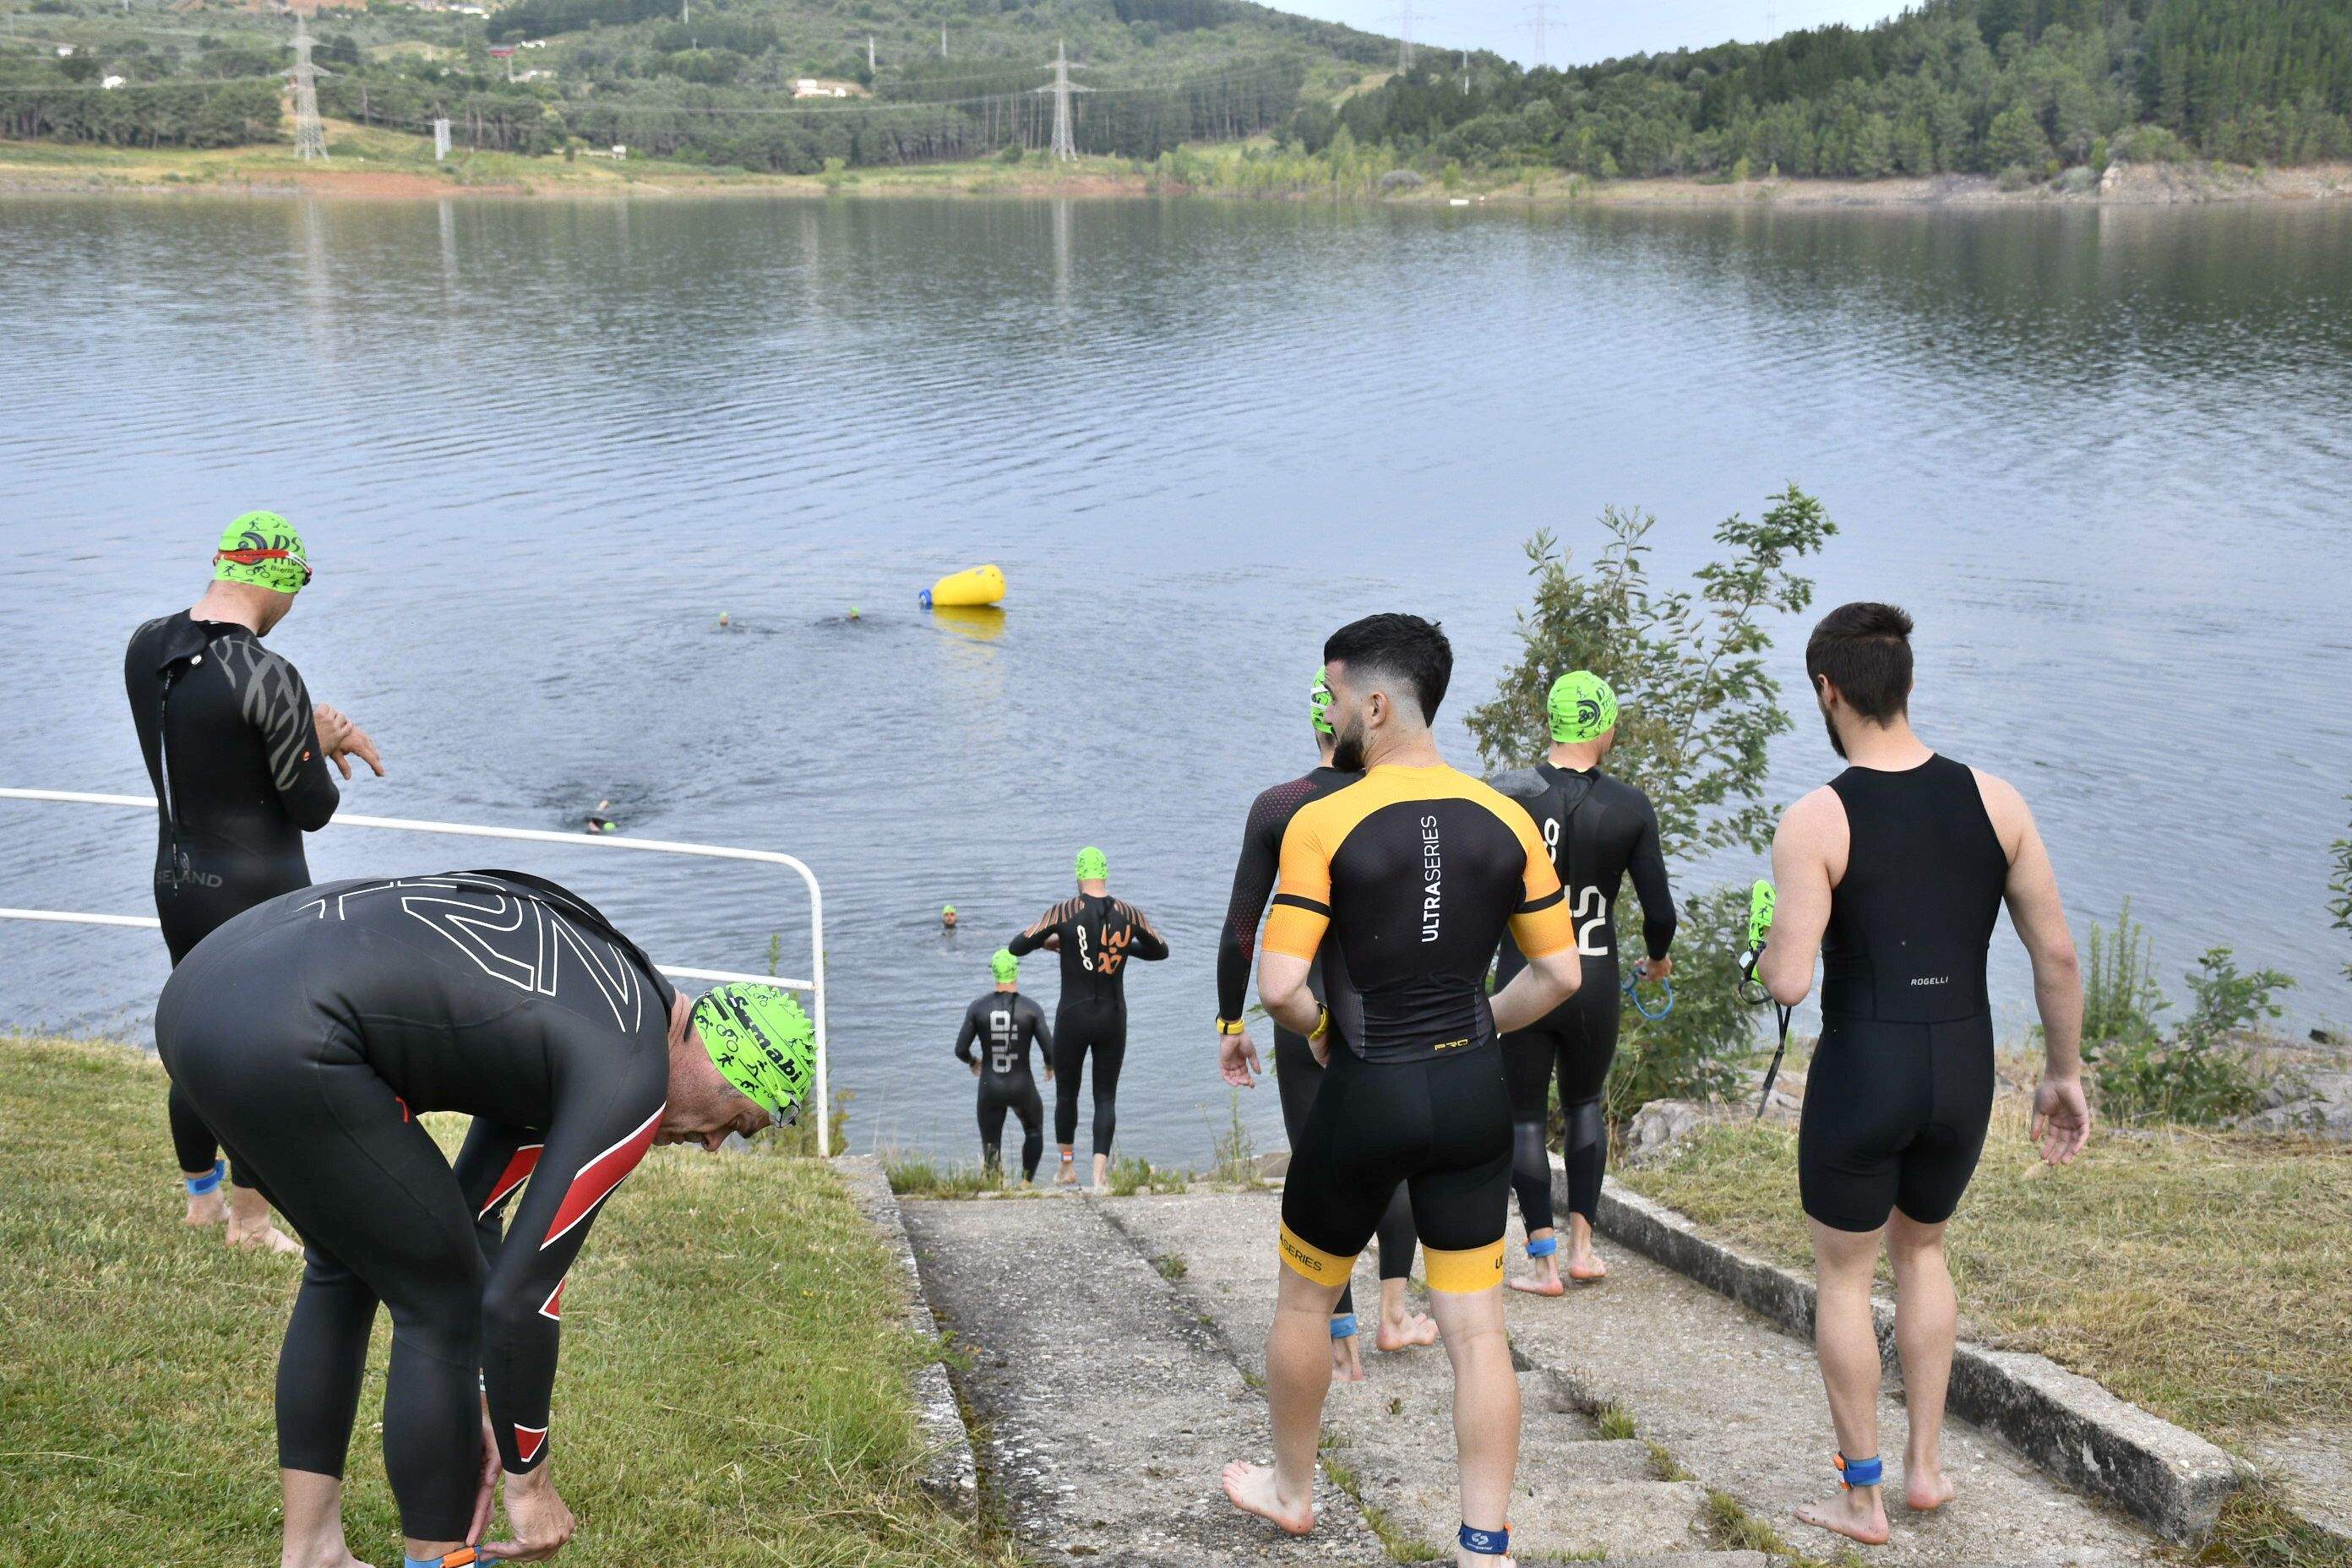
[102,74,125,89]
[792,78,862,99]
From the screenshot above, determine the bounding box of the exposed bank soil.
[3,145,2346,206]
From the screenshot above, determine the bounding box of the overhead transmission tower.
[1035,39,1090,161]
[1391,0,1416,70]
[1526,0,1549,67]
[289,15,329,161]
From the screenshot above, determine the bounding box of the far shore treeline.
[1,0,2347,181]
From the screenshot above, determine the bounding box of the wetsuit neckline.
[1836,750,1941,777]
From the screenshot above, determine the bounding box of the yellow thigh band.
[1278,1223,1356,1288]
[1422,1239,1505,1293]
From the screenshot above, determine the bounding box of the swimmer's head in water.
[213,511,311,596]
[1310,664,1336,738]
[1075,846,1108,883]
[991,948,1020,985]
[1546,670,1618,744]
[691,983,814,1125]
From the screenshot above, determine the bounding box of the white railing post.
[0,787,831,1157]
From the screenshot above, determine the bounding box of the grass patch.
[1595,1402,1639,1441]
[1152,1253,1188,1280]
[0,1034,1010,1566]
[885,1154,1015,1198]
[2202,1481,2352,1567]
[1318,1431,1440,1564]
[1646,1440,1692,1482]
[1620,1097,2352,1446]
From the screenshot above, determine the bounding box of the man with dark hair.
[1222,613,1582,1568]
[1759,602,2091,1546]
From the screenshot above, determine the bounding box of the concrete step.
[1102,1192,1740,1565]
[903,1195,1393,1565]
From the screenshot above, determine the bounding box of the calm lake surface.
[3,193,2348,1164]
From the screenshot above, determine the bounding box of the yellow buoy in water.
[921,564,1006,609]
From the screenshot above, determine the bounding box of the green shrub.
[1997,163,2034,191]
[1604,884,1760,1124]
[2083,898,2167,1048]
[1209,1086,1256,1185]
[2090,945,2291,1126]
[2329,798,2350,981]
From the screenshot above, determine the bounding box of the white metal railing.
[0,787,830,1156]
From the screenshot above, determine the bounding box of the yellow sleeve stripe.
[1263,903,1329,961]
[1423,1239,1505,1293]
[1509,903,1577,961]
[1278,1222,1356,1288]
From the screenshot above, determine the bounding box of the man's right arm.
[953,1004,982,1066]
[1980,770,2090,1164]
[1007,903,1061,958]
[244,647,341,831]
[1758,789,1842,1007]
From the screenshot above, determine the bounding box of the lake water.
[3,192,2348,1165]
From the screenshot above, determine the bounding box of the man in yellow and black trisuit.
[1220,613,1582,1568]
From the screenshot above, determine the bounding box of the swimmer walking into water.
[1222,615,1582,1567]
[956,949,1054,1183]
[124,511,383,1253]
[1217,663,1436,1377]
[1487,672,1676,1291]
[1758,603,2089,1546]
[1010,848,1168,1192]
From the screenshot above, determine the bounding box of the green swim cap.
[1075,846,1108,881]
[942,904,956,916]
[1546,670,1618,743]
[691,983,814,1124]
[213,511,311,596]
[1746,879,1778,950]
[991,948,1019,985]
[1310,664,1335,736]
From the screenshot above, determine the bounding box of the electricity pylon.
[1034,39,1090,161]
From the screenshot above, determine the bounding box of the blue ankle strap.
[1836,1452,1883,1489]
[1525,1234,1559,1259]
[1328,1313,1357,1340]
[186,1159,224,1197]
[1459,1522,1509,1555]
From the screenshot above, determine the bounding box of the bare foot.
[1906,1466,1957,1511]
[1375,1310,1438,1351]
[1220,1461,1314,1535]
[1456,1549,1516,1568]
[1331,1331,1365,1381]
[1054,1160,1078,1186]
[1506,1256,1565,1297]
[183,1190,226,1228]
[1794,1487,1890,1545]
[226,1189,302,1256]
[1566,1245,1609,1282]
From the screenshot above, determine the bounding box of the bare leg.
[229,1183,303,1255]
[1425,1283,1518,1567]
[280,1469,373,1568]
[1506,1226,1564,1296]
[1222,1263,1343,1536]
[1794,1218,1891,1546]
[1091,1151,1111,1194]
[1886,1211,1958,1511]
[1054,1146,1077,1184]
[1565,1213,1608,1281]
[1375,1276,1439,1351]
[1331,1323,1365,1382]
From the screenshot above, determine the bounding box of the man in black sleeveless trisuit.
[1757,602,2090,1549]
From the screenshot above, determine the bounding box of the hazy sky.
[1284,0,1907,68]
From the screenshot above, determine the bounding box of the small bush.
[2083,899,2166,1048]
[2110,124,2191,164]
[1605,883,1759,1124]
[1377,167,1424,191]
[1997,163,2034,191]
[2091,946,2290,1126]
[1209,1087,1256,1185]
[1108,1154,1184,1195]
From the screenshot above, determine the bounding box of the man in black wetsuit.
[1217,664,1435,1379]
[1756,603,2089,1548]
[155,869,815,1568]
[1487,672,1675,1293]
[124,510,384,1250]
[1010,847,1168,1191]
[956,947,1053,1183]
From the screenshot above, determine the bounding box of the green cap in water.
[1746,879,1777,951]
[1310,664,1335,737]
[991,948,1020,985]
[942,904,956,916]
[691,983,814,1125]
[1546,670,1618,743]
[1075,846,1108,882]
[213,511,311,596]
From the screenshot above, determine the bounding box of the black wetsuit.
[125,611,340,1185]
[1220,765,1418,1313]
[1799,755,2008,1233]
[1488,763,1675,1230]
[1264,765,1573,1294]
[956,989,1051,1181]
[154,871,672,1541]
[1009,892,1168,1157]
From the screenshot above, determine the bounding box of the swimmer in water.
[942,904,959,932]
[586,799,617,834]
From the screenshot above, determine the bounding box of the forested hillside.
[3,0,2347,180]
[1311,0,2352,179]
